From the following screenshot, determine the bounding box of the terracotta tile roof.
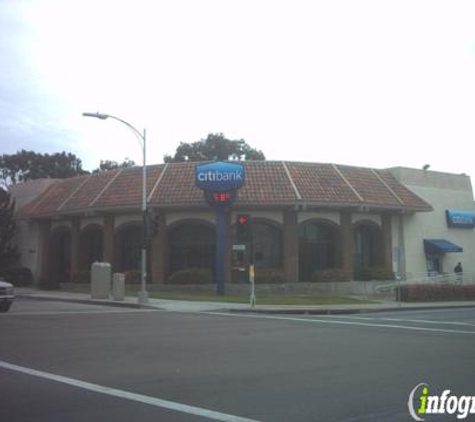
[94,165,165,208]
[60,170,118,211]
[14,161,432,218]
[375,169,431,209]
[149,162,203,206]
[337,165,401,206]
[286,163,361,205]
[237,162,298,204]
[16,176,88,217]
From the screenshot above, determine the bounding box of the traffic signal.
[145,208,160,241]
[236,214,251,241]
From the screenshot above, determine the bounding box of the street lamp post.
[83,112,149,305]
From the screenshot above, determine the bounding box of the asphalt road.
[1,298,475,421]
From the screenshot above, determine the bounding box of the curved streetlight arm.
[82,112,145,150]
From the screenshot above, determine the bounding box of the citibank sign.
[195,162,245,192]
[446,210,475,228]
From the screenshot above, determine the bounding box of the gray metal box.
[91,262,111,299]
[112,273,125,301]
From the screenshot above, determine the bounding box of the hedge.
[312,269,352,283]
[255,267,285,284]
[168,268,214,285]
[0,267,33,286]
[357,267,394,281]
[396,284,475,302]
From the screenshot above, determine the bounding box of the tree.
[92,158,136,174]
[0,188,19,270]
[164,133,265,163]
[0,150,88,185]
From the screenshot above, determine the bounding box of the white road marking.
[0,360,260,422]
[204,312,475,335]
[0,309,161,316]
[326,315,475,327]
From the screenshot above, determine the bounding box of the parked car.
[0,279,14,312]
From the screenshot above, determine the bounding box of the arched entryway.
[169,222,215,275]
[50,227,71,284]
[299,220,340,281]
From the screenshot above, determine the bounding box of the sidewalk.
[13,287,475,315]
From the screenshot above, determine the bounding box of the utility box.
[91,262,111,299]
[112,273,125,301]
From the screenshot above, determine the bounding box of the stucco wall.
[390,168,475,277]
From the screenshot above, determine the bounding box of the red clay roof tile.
[15,161,432,217]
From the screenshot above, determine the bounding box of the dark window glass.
[354,224,382,274]
[170,224,215,274]
[252,223,282,268]
[299,222,338,281]
[81,228,103,270]
[115,225,142,272]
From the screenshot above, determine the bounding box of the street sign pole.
[216,205,226,296]
[249,264,256,308]
[249,218,256,308]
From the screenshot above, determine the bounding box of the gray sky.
[1,0,475,179]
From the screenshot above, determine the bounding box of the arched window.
[80,226,103,270]
[299,221,339,281]
[353,223,382,275]
[115,224,142,272]
[251,222,282,268]
[170,223,215,274]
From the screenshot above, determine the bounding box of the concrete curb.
[15,291,475,315]
[17,294,158,310]
[228,303,475,315]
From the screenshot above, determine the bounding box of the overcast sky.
[1,0,475,180]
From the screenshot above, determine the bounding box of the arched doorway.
[50,227,71,284]
[169,222,215,275]
[299,221,340,281]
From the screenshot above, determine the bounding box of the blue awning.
[424,239,463,254]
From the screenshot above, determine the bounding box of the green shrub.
[0,267,33,286]
[70,270,91,284]
[38,277,61,290]
[255,267,285,284]
[168,268,214,285]
[124,270,141,284]
[397,284,475,302]
[312,268,352,283]
[358,267,394,281]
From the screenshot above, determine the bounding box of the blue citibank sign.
[195,161,245,296]
[446,210,475,228]
[195,161,245,192]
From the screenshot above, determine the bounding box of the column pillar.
[103,214,115,269]
[70,217,80,283]
[340,210,354,280]
[151,210,167,284]
[224,208,232,286]
[283,209,299,282]
[381,213,393,274]
[38,219,52,284]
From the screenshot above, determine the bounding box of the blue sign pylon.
[195,162,245,295]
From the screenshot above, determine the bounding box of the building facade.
[11,161,475,285]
